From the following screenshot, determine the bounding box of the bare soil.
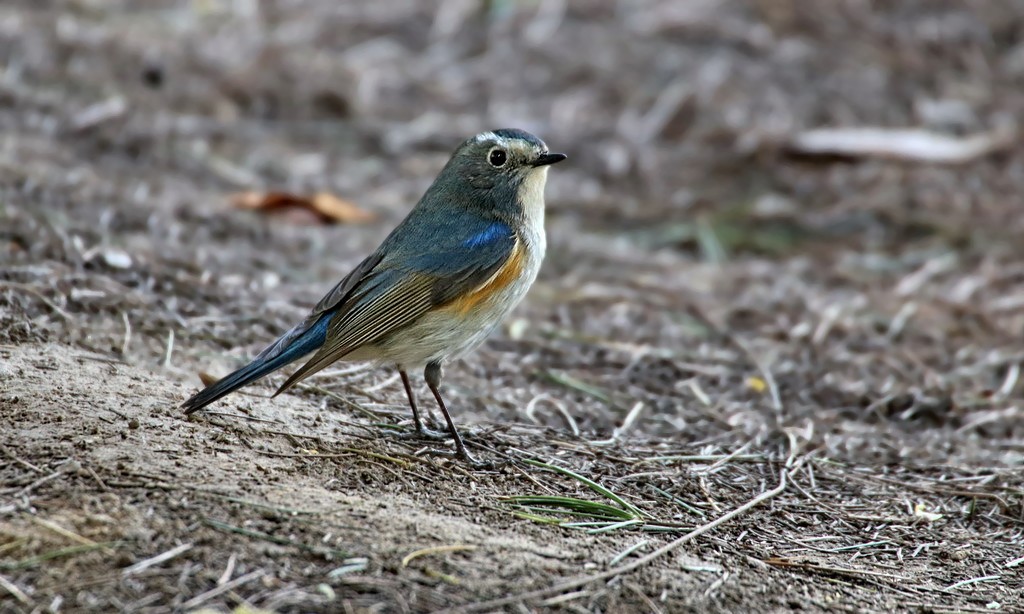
[2,1,1023,612]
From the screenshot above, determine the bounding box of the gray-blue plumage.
[181,129,565,463]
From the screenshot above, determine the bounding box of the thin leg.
[400,369,427,434]
[399,369,446,440]
[424,361,480,465]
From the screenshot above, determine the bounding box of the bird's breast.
[377,229,543,368]
[445,239,529,316]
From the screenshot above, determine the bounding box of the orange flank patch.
[444,240,525,315]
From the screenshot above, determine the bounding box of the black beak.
[533,152,567,167]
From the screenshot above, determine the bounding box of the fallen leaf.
[309,192,376,223]
[229,191,375,225]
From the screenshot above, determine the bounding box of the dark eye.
[488,149,507,167]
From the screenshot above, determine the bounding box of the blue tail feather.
[182,315,331,414]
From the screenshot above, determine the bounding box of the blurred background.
[3,0,1024,463]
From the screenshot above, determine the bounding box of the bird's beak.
[532,152,567,167]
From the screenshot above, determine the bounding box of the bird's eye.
[488,148,507,167]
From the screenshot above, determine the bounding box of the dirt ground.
[3,1,1024,612]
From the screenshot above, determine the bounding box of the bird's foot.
[415,423,451,441]
[387,421,450,442]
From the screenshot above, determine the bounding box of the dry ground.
[2,1,1024,612]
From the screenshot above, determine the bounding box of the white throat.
[518,166,549,228]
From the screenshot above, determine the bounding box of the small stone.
[101,248,133,269]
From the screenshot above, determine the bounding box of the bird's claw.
[389,424,450,442]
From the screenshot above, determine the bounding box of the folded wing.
[274,217,517,393]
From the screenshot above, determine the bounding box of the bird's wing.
[274,217,518,393]
[247,251,385,366]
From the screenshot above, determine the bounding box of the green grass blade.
[505,495,637,521]
[524,460,645,518]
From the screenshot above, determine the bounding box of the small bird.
[182,129,565,464]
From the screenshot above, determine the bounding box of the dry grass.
[2,0,1024,612]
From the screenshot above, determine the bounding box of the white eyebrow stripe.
[475,132,521,151]
[473,132,549,164]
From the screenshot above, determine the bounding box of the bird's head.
[433,128,566,217]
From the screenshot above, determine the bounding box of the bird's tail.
[181,315,331,414]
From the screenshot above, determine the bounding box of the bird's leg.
[424,362,485,466]
[399,369,447,440]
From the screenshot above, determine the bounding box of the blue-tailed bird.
[182,129,566,463]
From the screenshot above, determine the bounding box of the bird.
[182,128,566,464]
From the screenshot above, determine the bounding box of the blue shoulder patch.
[462,221,512,248]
